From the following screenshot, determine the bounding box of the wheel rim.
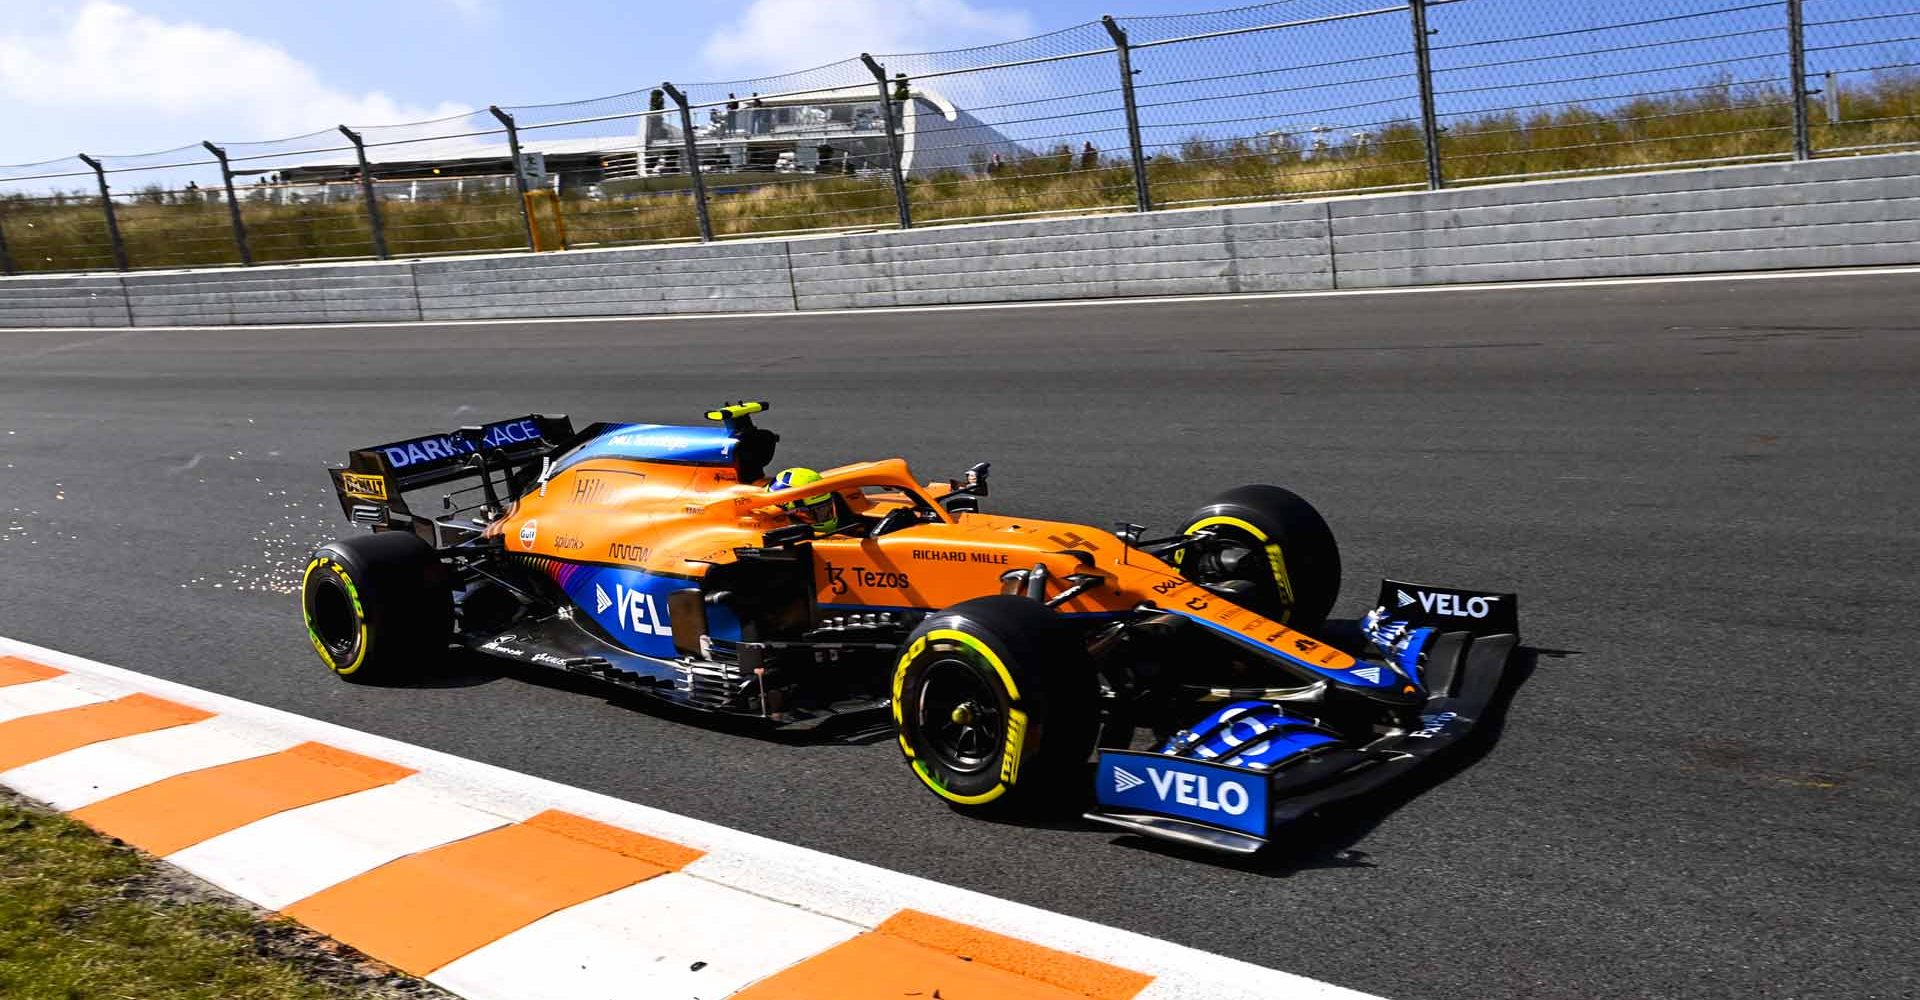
[309,578,359,657]
[915,657,1004,774]
[1186,527,1283,611]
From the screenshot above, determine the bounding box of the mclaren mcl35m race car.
[302,403,1521,853]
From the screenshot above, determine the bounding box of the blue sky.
[2,0,1910,184]
[0,0,1141,164]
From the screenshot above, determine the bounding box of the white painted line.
[0,634,1382,1000]
[0,715,297,811]
[0,677,106,724]
[166,777,515,911]
[429,873,864,1000]
[3,263,1917,335]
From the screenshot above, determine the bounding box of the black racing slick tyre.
[301,532,451,684]
[1178,484,1342,634]
[893,596,1099,813]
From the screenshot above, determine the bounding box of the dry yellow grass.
[3,76,1913,274]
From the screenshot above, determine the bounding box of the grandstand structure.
[639,85,1019,179]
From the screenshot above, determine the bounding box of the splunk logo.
[1109,764,1251,817]
[381,419,542,469]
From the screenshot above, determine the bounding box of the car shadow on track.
[1098,645,1549,875]
[434,651,901,745]
[399,643,1554,872]
[345,654,508,690]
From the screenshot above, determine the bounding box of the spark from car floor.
[183,490,335,596]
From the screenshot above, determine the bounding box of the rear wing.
[327,414,575,523]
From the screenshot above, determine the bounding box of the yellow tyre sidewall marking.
[911,759,1006,806]
[892,635,926,759]
[302,556,369,676]
[894,627,1026,806]
[1182,515,1294,617]
[301,558,331,666]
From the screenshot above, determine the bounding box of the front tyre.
[301,531,451,684]
[893,596,1098,813]
[1178,484,1341,633]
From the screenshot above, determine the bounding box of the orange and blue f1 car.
[303,402,1519,853]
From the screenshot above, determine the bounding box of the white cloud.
[0,2,466,164]
[428,0,500,22]
[700,0,1036,76]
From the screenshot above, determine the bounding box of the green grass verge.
[0,797,426,1000]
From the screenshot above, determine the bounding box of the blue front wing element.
[1095,752,1271,839]
[1092,701,1350,839]
[1166,701,1342,769]
[1360,608,1437,686]
[1090,625,1520,852]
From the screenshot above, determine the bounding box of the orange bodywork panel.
[494,458,953,578]
[494,460,764,575]
[809,511,1359,673]
[487,451,1354,675]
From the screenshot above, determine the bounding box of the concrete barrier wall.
[1329,154,1920,287]
[3,152,1915,328]
[412,241,796,320]
[787,202,1333,310]
[123,264,420,326]
[0,274,131,328]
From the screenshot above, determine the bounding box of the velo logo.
[1410,589,1502,619]
[1110,763,1250,816]
[593,583,670,636]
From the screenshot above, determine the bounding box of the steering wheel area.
[871,506,924,537]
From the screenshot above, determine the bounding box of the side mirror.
[941,494,980,515]
[948,462,990,497]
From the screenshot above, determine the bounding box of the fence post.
[1101,16,1154,213]
[337,126,390,259]
[860,54,913,230]
[487,106,538,250]
[660,83,714,243]
[0,217,13,275]
[201,142,252,265]
[1408,0,1445,189]
[1787,0,1812,159]
[77,154,129,271]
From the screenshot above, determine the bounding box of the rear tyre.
[893,596,1098,813]
[1177,484,1342,634]
[301,531,451,684]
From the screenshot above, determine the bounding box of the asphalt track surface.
[3,271,1916,1000]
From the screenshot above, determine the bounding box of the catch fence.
[1,0,1914,275]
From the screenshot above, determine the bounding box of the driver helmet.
[769,467,840,534]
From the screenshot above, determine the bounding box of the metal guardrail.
[1,0,1915,275]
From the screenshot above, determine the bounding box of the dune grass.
[0,797,428,1000]
[3,75,1914,274]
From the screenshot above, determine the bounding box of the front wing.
[1085,631,1517,853]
